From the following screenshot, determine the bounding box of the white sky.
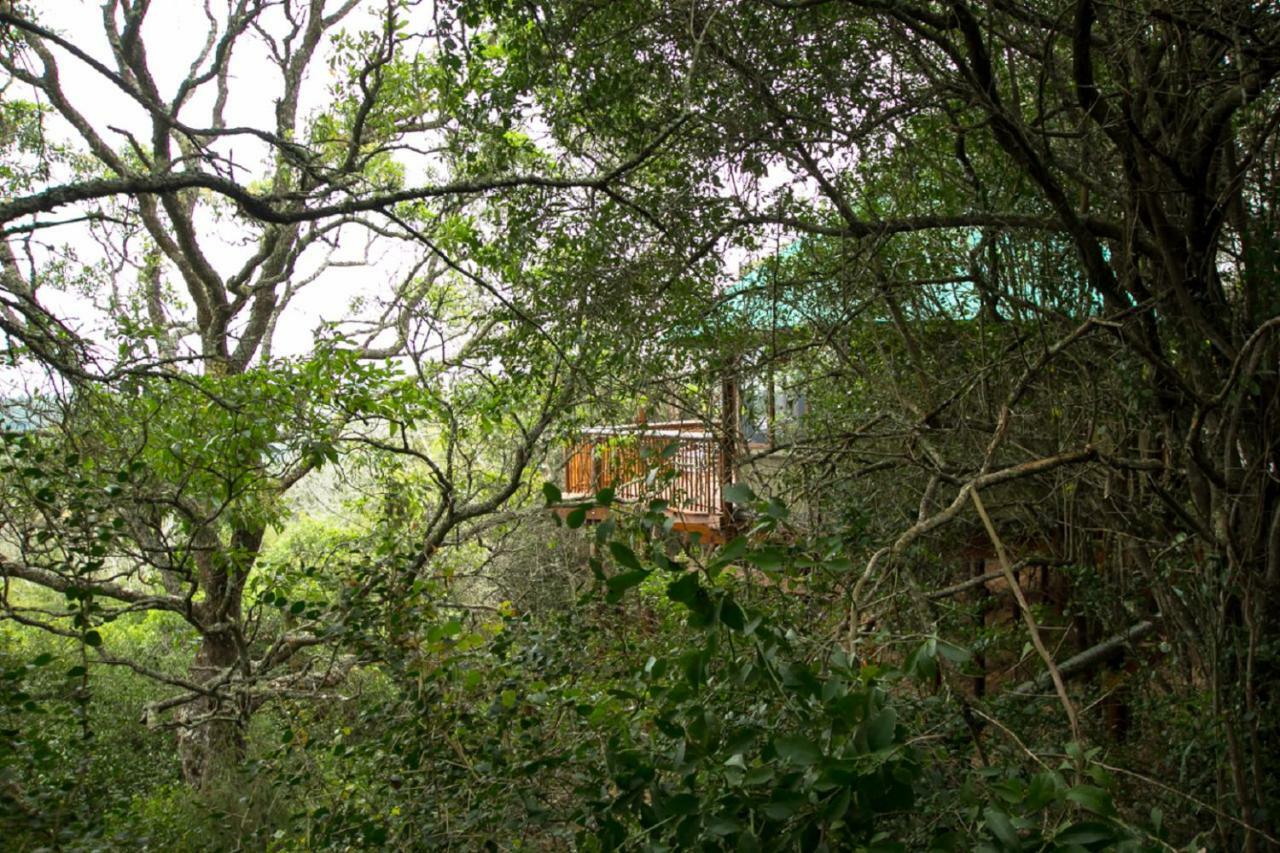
[21,0,422,361]
[12,0,812,382]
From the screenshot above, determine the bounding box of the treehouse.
[554,237,1004,541]
[554,248,817,542]
[558,420,733,542]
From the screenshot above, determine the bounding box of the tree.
[458,0,1280,844]
[3,0,1278,846]
[0,0,621,790]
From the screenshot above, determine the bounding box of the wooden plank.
[560,427,729,534]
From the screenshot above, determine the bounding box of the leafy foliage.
[1,0,1278,849]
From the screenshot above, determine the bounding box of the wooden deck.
[559,421,729,542]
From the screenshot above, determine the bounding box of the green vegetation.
[2,0,1278,850]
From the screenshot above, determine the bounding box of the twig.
[971,486,1081,745]
[967,705,1050,771]
[1096,760,1280,848]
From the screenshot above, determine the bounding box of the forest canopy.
[1,0,1278,850]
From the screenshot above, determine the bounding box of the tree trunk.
[177,628,247,791]
[178,526,257,790]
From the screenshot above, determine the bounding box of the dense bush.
[3,490,1187,851]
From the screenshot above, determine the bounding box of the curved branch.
[0,113,692,231]
[0,555,188,616]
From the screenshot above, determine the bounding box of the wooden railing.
[563,424,723,517]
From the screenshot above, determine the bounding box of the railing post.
[719,356,739,531]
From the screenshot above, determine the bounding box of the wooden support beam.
[719,356,740,531]
[1011,620,1158,696]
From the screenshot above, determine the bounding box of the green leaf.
[1053,821,1119,846]
[83,630,102,648]
[667,571,701,606]
[724,482,755,503]
[983,807,1021,850]
[663,792,699,816]
[566,505,588,528]
[709,535,748,571]
[706,814,739,835]
[680,649,706,688]
[29,653,54,667]
[361,823,387,845]
[865,839,906,853]
[773,734,821,765]
[762,497,789,519]
[605,570,649,602]
[745,546,785,570]
[937,640,972,664]
[762,789,807,819]
[865,706,897,751]
[608,541,643,571]
[1065,785,1115,817]
[719,597,746,631]
[821,787,851,821]
[541,482,561,504]
[1025,772,1060,811]
[928,830,963,851]
[594,486,615,506]
[906,639,937,682]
